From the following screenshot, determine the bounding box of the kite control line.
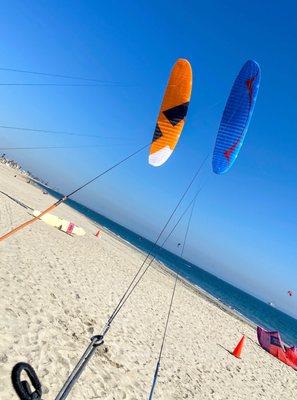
[0,144,148,243]
[148,197,196,399]
[54,335,104,400]
[11,155,208,400]
[53,159,207,400]
[98,156,209,338]
[54,191,201,400]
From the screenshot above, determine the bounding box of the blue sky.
[0,0,296,316]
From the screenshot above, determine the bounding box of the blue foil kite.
[212,60,261,174]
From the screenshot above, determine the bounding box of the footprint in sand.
[5,308,18,318]
[0,353,8,363]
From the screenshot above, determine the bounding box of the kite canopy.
[257,326,297,370]
[212,60,261,174]
[149,59,192,167]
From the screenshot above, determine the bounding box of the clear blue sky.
[0,0,296,317]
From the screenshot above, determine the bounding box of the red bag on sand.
[66,222,75,235]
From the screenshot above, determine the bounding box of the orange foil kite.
[149,59,192,167]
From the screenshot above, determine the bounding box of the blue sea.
[40,184,297,346]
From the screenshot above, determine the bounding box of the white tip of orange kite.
[149,146,173,167]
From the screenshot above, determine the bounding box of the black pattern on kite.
[152,124,163,142]
[163,102,189,126]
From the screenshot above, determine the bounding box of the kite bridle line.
[0,143,149,242]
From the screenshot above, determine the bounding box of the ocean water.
[40,185,297,346]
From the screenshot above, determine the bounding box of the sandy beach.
[0,162,296,400]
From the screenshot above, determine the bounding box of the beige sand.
[0,163,296,400]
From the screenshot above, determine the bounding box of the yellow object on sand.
[33,210,85,236]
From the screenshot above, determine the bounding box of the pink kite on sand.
[257,326,297,370]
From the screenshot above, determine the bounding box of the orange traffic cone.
[232,335,246,358]
[95,229,100,238]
